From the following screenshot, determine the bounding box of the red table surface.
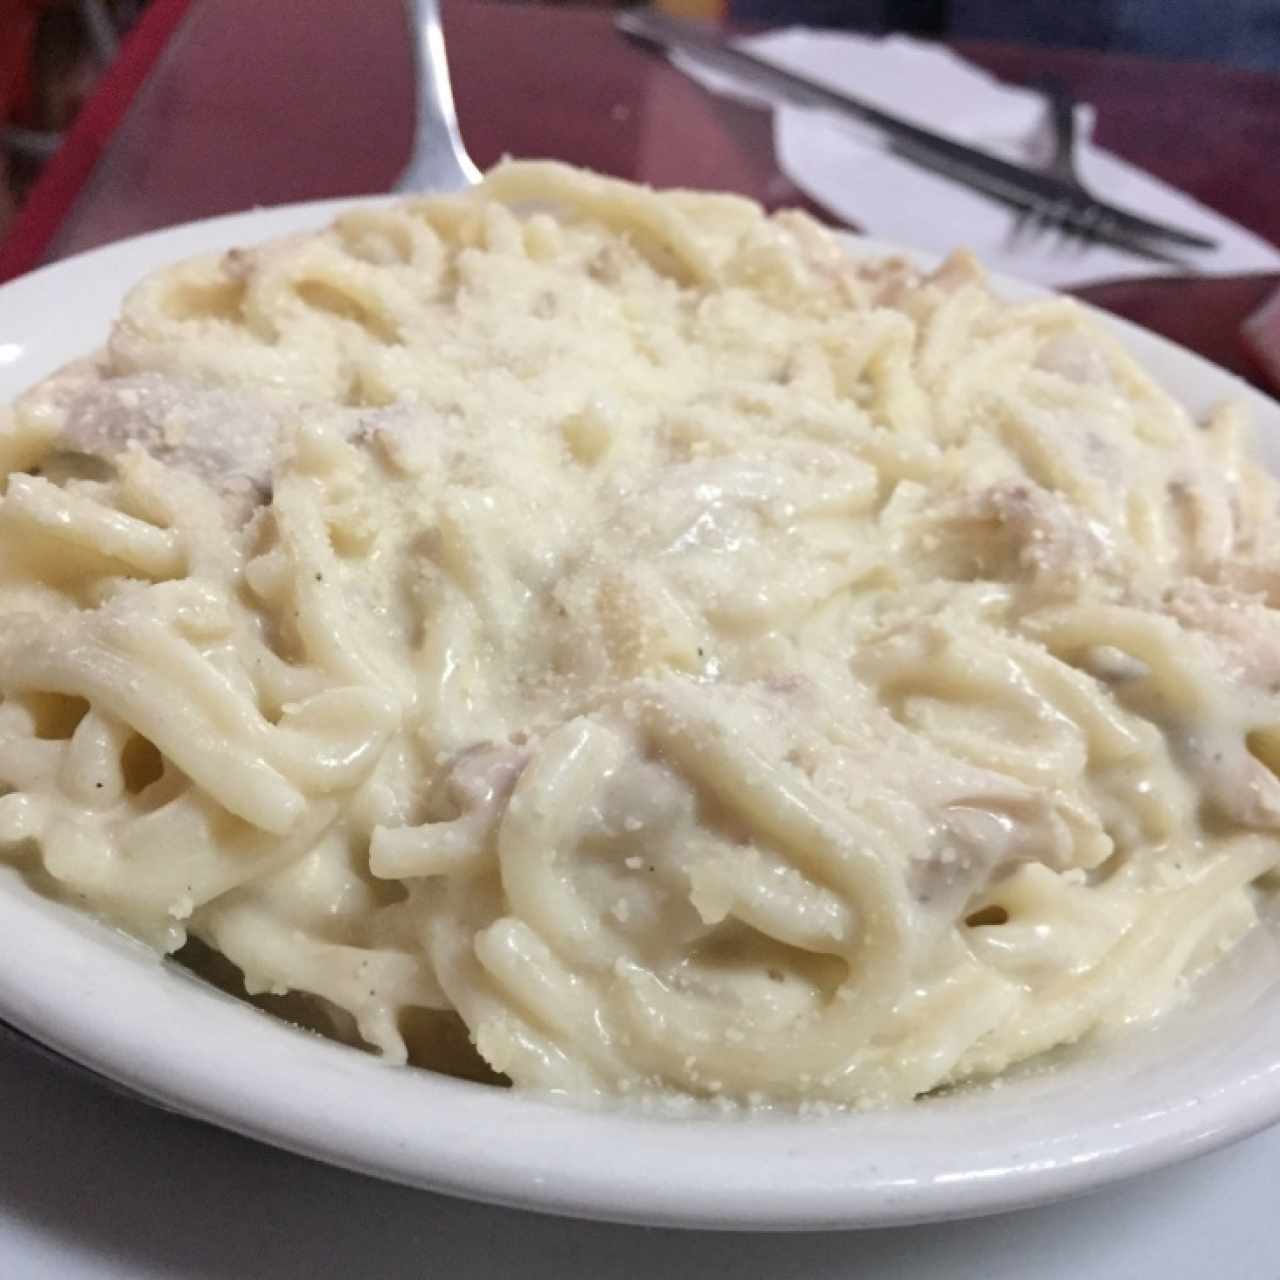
[2,0,1278,389]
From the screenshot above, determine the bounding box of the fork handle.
[395,0,481,194]
[1040,78,1081,185]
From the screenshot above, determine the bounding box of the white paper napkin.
[674,29,1280,288]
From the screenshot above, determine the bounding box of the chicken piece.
[17,361,285,514]
[1164,579,1280,691]
[929,479,1116,591]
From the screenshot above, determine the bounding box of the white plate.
[2,201,1279,1231]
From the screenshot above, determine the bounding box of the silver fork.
[1009,79,1083,250]
[1014,79,1186,267]
[394,0,480,195]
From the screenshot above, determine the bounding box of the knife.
[617,9,1218,256]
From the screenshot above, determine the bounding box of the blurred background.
[3,0,1277,243]
[694,0,1280,73]
[1,1,143,233]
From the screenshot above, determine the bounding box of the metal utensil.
[395,0,480,194]
[1008,79,1191,269]
[1040,77,1082,188]
[617,8,1217,258]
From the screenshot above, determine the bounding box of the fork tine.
[1034,197,1064,245]
[1016,197,1069,255]
[1089,208,1124,244]
[1040,200,1066,247]
[1009,196,1054,251]
[1013,189,1198,267]
[1048,199,1084,253]
[1041,197,1106,256]
[1008,202,1037,249]
[1070,204,1104,255]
